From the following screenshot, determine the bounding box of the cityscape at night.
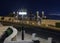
[0,0,60,43]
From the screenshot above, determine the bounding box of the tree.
[8,12,16,17]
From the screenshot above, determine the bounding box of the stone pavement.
[16,31,51,43]
[16,31,32,41]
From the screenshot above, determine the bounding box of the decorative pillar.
[36,11,41,25]
[42,11,44,18]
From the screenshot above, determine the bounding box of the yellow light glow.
[27,21,29,24]
[32,22,35,25]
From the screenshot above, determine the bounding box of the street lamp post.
[18,11,27,40]
[21,15,24,40]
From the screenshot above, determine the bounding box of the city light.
[27,21,29,24]
[13,11,15,14]
[18,12,27,15]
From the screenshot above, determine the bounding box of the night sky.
[0,0,60,19]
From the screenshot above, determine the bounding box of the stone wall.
[41,19,60,27]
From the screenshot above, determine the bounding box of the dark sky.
[0,0,60,19]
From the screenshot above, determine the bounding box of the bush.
[6,28,13,36]
[1,17,4,20]
[55,22,60,28]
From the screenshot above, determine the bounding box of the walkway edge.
[4,26,18,43]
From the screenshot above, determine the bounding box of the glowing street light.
[18,9,27,40]
[18,12,27,15]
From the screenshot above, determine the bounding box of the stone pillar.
[36,11,39,21]
[42,11,44,18]
[36,11,41,25]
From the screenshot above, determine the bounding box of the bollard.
[32,33,40,43]
[48,37,52,43]
[32,33,36,40]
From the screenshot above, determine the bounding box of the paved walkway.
[16,31,48,43]
[16,31,32,41]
